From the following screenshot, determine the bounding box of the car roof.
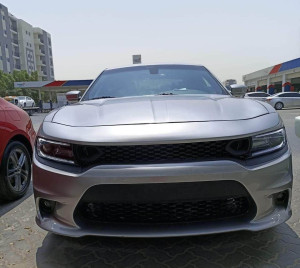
[105,63,205,71]
[275,92,298,95]
[246,92,269,95]
[271,92,299,97]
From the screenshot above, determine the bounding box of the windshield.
[18,96,25,100]
[82,65,228,101]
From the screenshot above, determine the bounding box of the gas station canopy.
[14,80,93,100]
[14,79,93,91]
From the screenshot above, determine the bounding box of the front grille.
[74,181,256,226]
[73,138,250,167]
[77,197,250,224]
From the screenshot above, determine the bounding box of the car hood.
[49,95,270,127]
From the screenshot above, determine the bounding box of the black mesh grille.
[77,197,250,224]
[73,139,250,167]
[74,181,256,226]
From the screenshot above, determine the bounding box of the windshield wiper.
[158,92,176,95]
[90,96,115,100]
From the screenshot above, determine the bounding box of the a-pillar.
[282,74,286,92]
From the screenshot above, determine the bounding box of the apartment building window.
[2,15,5,20]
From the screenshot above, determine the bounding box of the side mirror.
[229,84,247,97]
[295,116,300,138]
[66,90,81,103]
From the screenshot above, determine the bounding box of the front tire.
[275,102,283,110]
[0,141,31,201]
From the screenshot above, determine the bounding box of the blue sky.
[2,0,300,82]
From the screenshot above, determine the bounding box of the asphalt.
[0,109,300,268]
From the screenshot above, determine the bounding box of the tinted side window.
[248,93,259,97]
[279,93,292,97]
[289,93,300,97]
[258,93,269,97]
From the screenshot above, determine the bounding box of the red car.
[0,98,36,200]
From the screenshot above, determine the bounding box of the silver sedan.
[266,92,300,110]
[244,92,270,102]
[33,64,292,237]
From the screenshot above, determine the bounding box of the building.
[17,20,36,75]
[33,27,54,81]
[243,58,300,94]
[0,3,54,80]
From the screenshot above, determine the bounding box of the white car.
[15,96,35,108]
[266,92,300,110]
[244,92,270,101]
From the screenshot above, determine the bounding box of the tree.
[30,71,38,81]
[12,70,38,82]
[0,70,39,100]
[0,71,14,96]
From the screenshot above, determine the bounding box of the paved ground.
[1,110,300,268]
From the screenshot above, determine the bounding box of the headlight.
[251,128,286,157]
[36,137,75,164]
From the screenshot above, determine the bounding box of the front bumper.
[33,148,293,237]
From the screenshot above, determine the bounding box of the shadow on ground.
[36,223,300,268]
[0,182,33,217]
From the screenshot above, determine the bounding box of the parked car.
[266,92,300,110]
[244,92,270,101]
[0,98,36,200]
[33,64,292,237]
[15,96,35,108]
[4,96,17,104]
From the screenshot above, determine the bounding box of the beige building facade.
[0,3,54,80]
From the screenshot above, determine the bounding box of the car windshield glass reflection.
[82,65,228,101]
